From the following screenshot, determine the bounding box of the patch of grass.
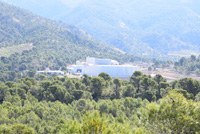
[0,44,33,57]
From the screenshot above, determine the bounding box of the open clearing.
[141,68,200,82]
[0,43,33,57]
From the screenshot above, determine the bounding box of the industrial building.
[68,57,139,77]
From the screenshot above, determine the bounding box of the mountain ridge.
[3,0,200,58]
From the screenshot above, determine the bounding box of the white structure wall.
[95,59,111,65]
[68,65,139,77]
[86,57,96,65]
[68,57,140,77]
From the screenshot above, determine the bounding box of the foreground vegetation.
[0,71,200,134]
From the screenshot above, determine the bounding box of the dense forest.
[0,71,200,133]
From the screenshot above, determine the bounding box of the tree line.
[151,55,200,76]
[174,55,200,75]
[0,71,200,133]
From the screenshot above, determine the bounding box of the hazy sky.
[1,0,200,17]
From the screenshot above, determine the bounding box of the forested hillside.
[0,1,146,82]
[3,0,200,58]
[0,72,200,133]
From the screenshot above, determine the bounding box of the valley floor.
[142,68,200,82]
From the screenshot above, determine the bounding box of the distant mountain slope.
[2,0,200,58]
[0,1,92,48]
[0,1,138,72]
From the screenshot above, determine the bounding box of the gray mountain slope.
[2,0,200,57]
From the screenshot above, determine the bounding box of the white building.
[68,57,139,77]
[37,68,64,75]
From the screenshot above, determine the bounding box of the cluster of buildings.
[37,57,140,77]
